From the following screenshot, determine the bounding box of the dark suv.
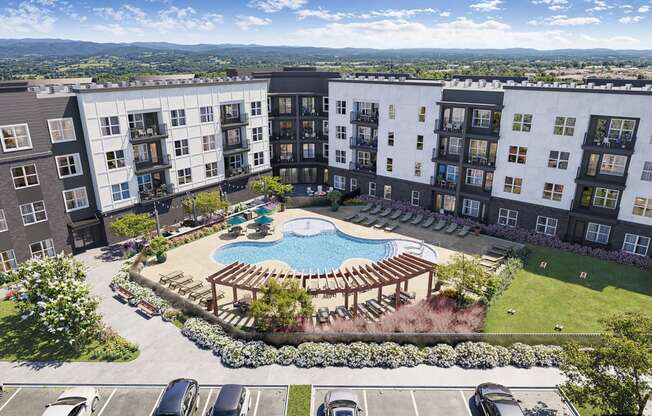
[207,384,251,416]
[474,383,524,416]
[153,379,200,416]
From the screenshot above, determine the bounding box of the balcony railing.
[223,139,250,154]
[272,155,296,164]
[350,136,378,149]
[316,134,329,141]
[431,148,461,163]
[129,123,167,143]
[350,111,379,125]
[302,132,317,139]
[271,133,295,141]
[435,118,464,134]
[430,176,457,190]
[221,113,249,127]
[301,108,319,117]
[134,153,172,174]
[349,162,376,174]
[225,165,251,179]
[583,132,635,150]
[139,183,174,204]
[466,156,496,167]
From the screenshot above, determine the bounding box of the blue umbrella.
[255,215,273,225]
[228,215,246,225]
[255,206,272,215]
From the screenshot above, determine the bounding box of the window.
[334,175,345,190]
[446,165,459,182]
[548,151,570,169]
[253,151,265,166]
[386,158,393,172]
[357,151,371,167]
[11,164,39,188]
[633,197,652,218]
[336,125,346,140]
[170,109,186,127]
[414,162,422,177]
[200,106,214,123]
[278,97,292,114]
[388,104,396,120]
[543,183,564,201]
[205,162,218,178]
[623,234,650,256]
[350,178,358,191]
[600,154,627,176]
[503,176,522,194]
[472,109,491,128]
[267,97,272,113]
[322,97,329,112]
[369,182,376,197]
[508,146,527,164]
[225,129,241,146]
[335,150,346,164]
[536,216,558,236]
[105,150,125,169]
[553,116,576,136]
[111,182,130,201]
[411,190,420,206]
[132,144,150,163]
[512,113,533,132]
[383,185,392,200]
[1,123,32,153]
[30,239,55,259]
[63,187,89,212]
[174,139,189,156]
[0,209,7,232]
[48,118,76,143]
[250,101,262,116]
[228,154,243,169]
[302,143,315,159]
[593,188,619,209]
[462,199,480,217]
[55,154,82,178]
[0,249,16,272]
[642,161,652,181]
[137,174,152,192]
[323,120,329,136]
[202,135,216,151]
[498,208,518,227]
[100,117,120,136]
[586,222,611,245]
[323,143,329,158]
[336,100,346,115]
[416,135,424,150]
[418,106,426,122]
[387,132,395,146]
[607,118,636,140]
[465,168,483,186]
[252,127,263,142]
[448,137,462,155]
[20,200,47,225]
[177,168,192,185]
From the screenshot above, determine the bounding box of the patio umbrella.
[255,215,273,225]
[255,206,272,215]
[228,215,246,225]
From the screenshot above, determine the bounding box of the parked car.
[153,379,200,416]
[41,387,100,416]
[207,384,250,416]
[323,390,364,416]
[474,383,524,416]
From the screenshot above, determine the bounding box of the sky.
[2,0,652,49]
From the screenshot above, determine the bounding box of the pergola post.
[394,282,401,310]
[232,287,238,303]
[353,291,358,316]
[252,289,257,301]
[344,291,349,309]
[211,281,218,316]
[403,280,409,291]
[427,269,434,299]
[377,286,382,303]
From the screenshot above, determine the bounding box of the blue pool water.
[213,218,394,272]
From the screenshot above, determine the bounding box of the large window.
[593,188,619,209]
[11,164,39,188]
[358,151,371,167]
[302,143,315,159]
[548,151,570,170]
[553,116,575,136]
[100,117,120,136]
[411,190,420,206]
[20,200,47,225]
[202,135,216,151]
[607,118,636,141]
[336,100,346,115]
[448,137,462,155]
[111,182,130,201]
[278,97,292,114]
[622,234,650,256]
[369,181,376,197]
[252,127,263,142]
[177,168,192,185]
[472,109,491,128]
[386,158,393,172]
[137,174,152,192]
[0,209,7,232]
[350,178,358,191]
[418,106,426,122]
[446,165,459,182]
[48,118,76,143]
[225,129,241,146]
[55,154,82,178]
[641,161,652,182]
[633,197,652,218]
[253,151,265,166]
[503,176,522,194]
[462,199,480,217]
[469,139,487,162]
[63,187,89,212]
[174,139,189,156]
[1,124,32,151]
[508,146,527,164]
[250,101,262,116]
[512,113,533,132]
[335,150,346,164]
[1,249,17,272]
[498,208,518,227]
[334,175,345,190]
[30,239,56,259]
[416,135,424,150]
[336,125,346,140]
[543,183,564,201]
[106,150,126,169]
[200,106,214,123]
[536,216,557,236]
[586,222,611,244]
[205,162,218,178]
[383,185,392,200]
[414,162,422,177]
[170,109,186,127]
[465,168,483,187]
[600,154,627,176]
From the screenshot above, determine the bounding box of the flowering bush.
[455,342,501,369]
[89,326,139,361]
[495,345,512,367]
[509,343,537,368]
[533,344,563,367]
[111,271,170,312]
[277,345,299,366]
[424,344,458,367]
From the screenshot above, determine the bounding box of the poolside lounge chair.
[421,216,435,228]
[352,215,367,224]
[445,223,459,234]
[178,281,203,295]
[317,307,330,324]
[389,209,403,220]
[369,205,382,215]
[373,219,388,229]
[362,217,377,226]
[360,203,373,213]
[379,207,392,217]
[432,220,447,231]
[410,214,424,225]
[399,212,413,222]
[168,276,192,289]
[343,212,358,221]
[457,225,471,237]
[335,306,352,320]
[384,222,399,232]
[159,270,183,284]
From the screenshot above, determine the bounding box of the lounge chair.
[432,220,447,231]
[362,217,376,226]
[360,203,373,213]
[335,306,352,320]
[457,225,471,237]
[379,207,392,217]
[343,212,358,221]
[369,205,382,215]
[178,281,203,295]
[410,214,424,225]
[373,219,388,229]
[445,223,459,234]
[389,209,403,220]
[399,212,413,222]
[421,216,435,228]
[352,215,367,224]
[159,270,183,284]
[384,222,399,232]
[317,307,330,324]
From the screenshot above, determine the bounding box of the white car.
[42,387,100,416]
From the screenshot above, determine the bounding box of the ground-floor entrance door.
[573,220,586,244]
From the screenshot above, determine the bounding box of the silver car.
[41,387,100,416]
[323,390,364,416]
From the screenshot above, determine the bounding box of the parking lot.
[313,387,577,416]
[0,385,287,416]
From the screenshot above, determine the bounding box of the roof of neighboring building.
[132,74,195,81]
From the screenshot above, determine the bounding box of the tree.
[250,176,293,200]
[182,192,228,217]
[561,312,652,416]
[250,279,314,332]
[436,254,494,300]
[110,213,155,240]
[12,255,101,348]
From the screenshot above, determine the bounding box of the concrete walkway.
[0,248,563,387]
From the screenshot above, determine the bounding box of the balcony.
[431,148,460,163]
[574,166,628,189]
[302,132,317,140]
[582,132,636,153]
[139,183,174,204]
[220,113,249,129]
[350,111,379,125]
[129,123,168,144]
[225,165,251,179]
[134,154,172,175]
[301,108,324,117]
[434,118,464,135]
[315,133,329,141]
[270,134,295,142]
[223,139,250,155]
[271,155,296,164]
[350,136,378,150]
[465,156,496,169]
[430,175,457,191]
[570,198,620,221]
[349,162,376,176]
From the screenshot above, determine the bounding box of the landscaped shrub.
[532,344,563,367]
[455,342,500,369]
[495,345,512,367]
[243,341,278,367]
[111,271,170,312]
[509,342,537,368]
[221,340,246,368]
[295,342,328,367]
[277,345,299,366]
[89,327,139,361]
[346,342,375,368]
[424,344,458,367]
[484,257,524,305]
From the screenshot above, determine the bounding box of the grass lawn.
[286,385,312,416]
[485,245,652,333]
[0,300,138,362]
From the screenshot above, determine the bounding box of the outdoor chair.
[352,215,367,224]
[432,220,447,231]
[159,270,184,284]
[168,276,192,289]
[457,225,471,237]
[421,216,435,228]
[389,209,403,220]
[335,306,352,320]
[178,281,203,295]
[363,217,377,226]
[384,222,399,232]
[410,214,424,225]
[317,307,330,324]
[188,288,212,301]
[369,205,382,215]
[360,203,373,212]
[343,212,358,221]
[445,223,459,234]
[399,212,413,223]
[373,219,388,229]
[379,207,392,217]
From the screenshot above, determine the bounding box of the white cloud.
[539,15,601,25]
[586,0,611,13]
[0,1,56,36]
[93,23,142,36]
[638,5,650,13]
[236,15,272,30]
[618,15,645,23]
[439,11,451,17]
[94,5,223,34]
[249,0,306,13]
[368,8,437,19]
[532,0,569,11]
[469,0,503,12]
[296,8,350,21]
[93,6,125,20]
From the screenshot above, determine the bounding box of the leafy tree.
[110,213,155,240]
[250,176,293,199]
[561,312,652,416]
[250,279,314,332]
[12,255,101,348]
[148,236,170,257]
[182,192,228,217]
[436,254,495,300]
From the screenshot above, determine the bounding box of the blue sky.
[2,0,652,49]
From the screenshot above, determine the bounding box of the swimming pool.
[213,217,397,272]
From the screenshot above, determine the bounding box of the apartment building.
[0,80,101,271]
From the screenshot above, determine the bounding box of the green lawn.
[485,245,652,333]
[0,300,138,362]
[286,385,312,416]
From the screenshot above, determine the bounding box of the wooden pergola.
[206,253,437,316]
